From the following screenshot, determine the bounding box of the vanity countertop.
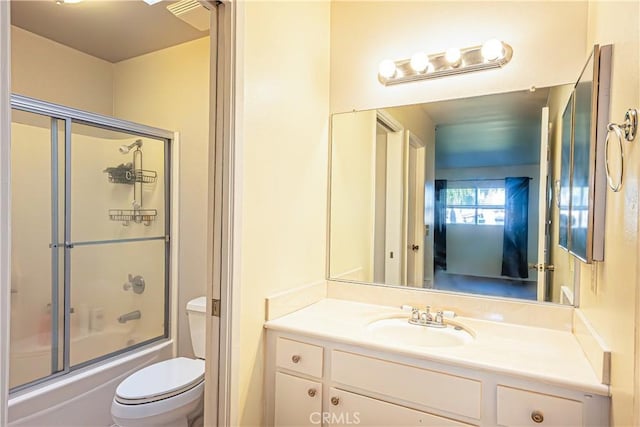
[264,298,609,396]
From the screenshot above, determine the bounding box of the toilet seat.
[115,357,205,405]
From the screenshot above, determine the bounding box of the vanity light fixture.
[409,52,432,74]
[378,39,513,86]
[444,47,462,66]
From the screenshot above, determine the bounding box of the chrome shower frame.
[9,94,173,393]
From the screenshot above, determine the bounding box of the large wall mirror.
[328,46,611,306]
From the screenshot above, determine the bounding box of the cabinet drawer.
[276,337,323,378]
[328,388,475,426]
[331,350,481,419]
[275,372,322,427]
[497,386,583,426]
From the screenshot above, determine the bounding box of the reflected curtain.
[501,177,529,279]
[434,180,447,270]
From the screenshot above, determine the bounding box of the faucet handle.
[435,310,444,324]
[411,307,420,321]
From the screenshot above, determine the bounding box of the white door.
[406,133,426,287]
[384,130,405,286]
[536,107,550,301]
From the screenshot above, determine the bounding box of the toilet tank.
[186,296,207,359]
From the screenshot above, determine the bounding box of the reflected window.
[445,183,505,225]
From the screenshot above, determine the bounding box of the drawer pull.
[331,396,340,406]
[531,410,544,423]
[307,388,317,397]
[291,355,301,363]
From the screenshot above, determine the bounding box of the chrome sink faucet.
[409,306,446,328]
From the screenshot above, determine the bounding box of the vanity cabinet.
[265,331,609,427]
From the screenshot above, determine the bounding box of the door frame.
[0,1,238,424]
[537,106,550,301]
[205,0,237,426]
[406,132,426,287]
[1,1,12,424]
[376,110,404,286]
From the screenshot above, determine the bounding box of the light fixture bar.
[378,41,513,86]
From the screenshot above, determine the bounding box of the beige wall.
[234,1,331,424]
[329,110,376,281]
[11,26,113,116]
[579,2,640,426]
[330,1,588,113]
[113,37,210,358]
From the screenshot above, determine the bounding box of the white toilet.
[111,296,207,427]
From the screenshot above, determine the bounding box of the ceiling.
[10,0,209,63]
[421,88,551,169]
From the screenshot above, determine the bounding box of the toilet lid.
[116,357,205,404]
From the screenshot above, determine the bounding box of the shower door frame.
[8,94,175,392]
[1,1,12,424]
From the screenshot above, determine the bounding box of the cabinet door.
[275,372,322,427]
[328,388,475,426]
[497,386,583,426]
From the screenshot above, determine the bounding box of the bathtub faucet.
[118,310,141,324]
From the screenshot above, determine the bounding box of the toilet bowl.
[111,357,205,427]
[112,297,207,427]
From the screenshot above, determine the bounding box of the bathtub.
[9,328,142,389]
[8,338,173,427]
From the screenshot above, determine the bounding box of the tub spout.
[118,310,141,324]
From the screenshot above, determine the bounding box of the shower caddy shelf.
[106,142,158,226]
[109,209,157,226]
[104,166,157,185]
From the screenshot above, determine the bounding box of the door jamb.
[0,2,12,424]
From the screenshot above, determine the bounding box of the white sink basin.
[366,318,474,348]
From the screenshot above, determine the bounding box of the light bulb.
[378,59,397,79]
[410,52,429,73]
[481,39,504,61]
[444,47,461,65]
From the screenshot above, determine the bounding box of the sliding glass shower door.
[9,109,65,388]
[9,96,172,391]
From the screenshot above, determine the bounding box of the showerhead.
[119,139,143,155]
